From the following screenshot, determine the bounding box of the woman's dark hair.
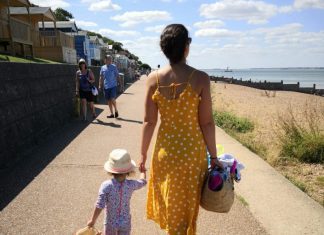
[160,24,190,64]
[78,60,87,70]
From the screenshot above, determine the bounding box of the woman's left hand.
[138,155,147,173]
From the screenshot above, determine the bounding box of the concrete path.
[0,77,323,235]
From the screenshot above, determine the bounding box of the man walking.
[99,55,119,118]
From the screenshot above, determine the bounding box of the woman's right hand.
[211,157,223,169]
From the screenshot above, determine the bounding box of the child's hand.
[87,219,95,227]
[140,171,146,180]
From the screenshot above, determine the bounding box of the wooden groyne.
[210,76,324,96]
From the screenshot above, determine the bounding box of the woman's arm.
[88,69,95,83]
[139,74,158,172]
[75,72,79,96]
[198,72,223,169]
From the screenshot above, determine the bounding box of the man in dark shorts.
[99,55,119,118]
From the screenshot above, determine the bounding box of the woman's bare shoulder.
[146,71,158,90]
[192,69,210,87]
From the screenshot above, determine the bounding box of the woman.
[139,24,223,235]
[75,59,96,120]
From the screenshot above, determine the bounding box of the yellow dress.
[147,71,208,235]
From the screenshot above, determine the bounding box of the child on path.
[87,149,146,235]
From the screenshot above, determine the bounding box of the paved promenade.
[0,77,323,235]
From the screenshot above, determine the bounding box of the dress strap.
[156,70,160,90]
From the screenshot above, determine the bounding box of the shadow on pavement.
[116,117,143,124]
[92,119,122,128]
[0,107,104,211]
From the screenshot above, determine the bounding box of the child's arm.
[130,172,147,190]
[87,207,102,227]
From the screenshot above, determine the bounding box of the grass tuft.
[284,174,308,192]
[213,111,254,133]
[0,54,60,64]
[277,104,324,164]
[236,194,249,207]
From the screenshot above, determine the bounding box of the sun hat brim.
[104,159,136,174]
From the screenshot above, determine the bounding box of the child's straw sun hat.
[104,149,136,174]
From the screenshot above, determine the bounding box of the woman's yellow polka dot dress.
[147,71,208,235]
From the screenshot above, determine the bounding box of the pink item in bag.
[208,169,223,191]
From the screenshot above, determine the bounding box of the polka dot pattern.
[147,84,208,235]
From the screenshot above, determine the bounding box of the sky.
[29,0,324,69]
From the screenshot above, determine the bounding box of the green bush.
[213,111,254,133]
[277,105,324,164]
[280,133,324,163]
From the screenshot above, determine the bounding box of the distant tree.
[140,63,151,70]
[103,37,114,45]
[112,42,123,52]
[54,8,73,21]
[87,31,102,38]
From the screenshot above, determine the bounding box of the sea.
[203,68,324,89]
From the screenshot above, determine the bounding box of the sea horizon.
[203,67,324,89]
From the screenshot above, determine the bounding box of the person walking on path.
[99,55,119,118]
[75,58,96,121]
[87,149,147,235]
[139,24,223,235]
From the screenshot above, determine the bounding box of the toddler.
[87,149,146,235]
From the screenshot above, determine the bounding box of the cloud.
[29,0,70,9]
[120,36,165,67]
[294,0,324,9]
[75,20,98,28]
[88,0,121,12]
[193,20,225,29]
[190,23,324,68]
[111,11,172,28]
[98,28,140,38]
[199,0,290,24]
[145,25,166,34]
[195,28,242,38]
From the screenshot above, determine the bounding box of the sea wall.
[210,76,324,96]
[0,62,102,169]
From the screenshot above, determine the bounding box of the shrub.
[277,103,324,164]
[213,111,254,133]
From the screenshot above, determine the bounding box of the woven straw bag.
[200,171,235,213]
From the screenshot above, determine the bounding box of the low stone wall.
[210,76,324,96]
[0,62,101,169]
